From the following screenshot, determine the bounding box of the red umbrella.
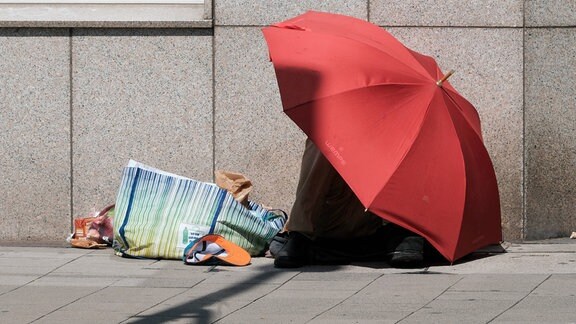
[262,11,502,262]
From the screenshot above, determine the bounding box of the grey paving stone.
[112,276,208,288]
[0,286,102,323]
[0,275,40,286]
[28,274,119,287]
[167,283,283,307]
[219,293,346,323]
[530,274,576,297]
[133,294,253,323]
[404,299,509,324]
[492,295,576,323]
[1,245,575,323]
[449,274,548,292]
[311,299,423,323]
[32,310,137,324]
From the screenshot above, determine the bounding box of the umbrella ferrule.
[436,70,455,87]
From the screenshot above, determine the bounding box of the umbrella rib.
[301,29,436,81]
[284,81,430,112]
[439,87,484,141]
[268,23,436,82]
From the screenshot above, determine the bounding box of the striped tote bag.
[113,160,286,259]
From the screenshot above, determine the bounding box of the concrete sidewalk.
[1,240,575,324]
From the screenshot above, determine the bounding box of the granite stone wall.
[0,1,574,242]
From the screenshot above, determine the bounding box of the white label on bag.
[177,223,210,248]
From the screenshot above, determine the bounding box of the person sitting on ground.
[273,138,428,269]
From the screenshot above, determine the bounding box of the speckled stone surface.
[71,29,214,217]
[214,26,305,214]
[387,27,524,240]
[525,28,576,239]
[370,0,523,27]
[525,0,576,27]
[2,2,575,242]
[214,0,367,26]
[0,29,71,240]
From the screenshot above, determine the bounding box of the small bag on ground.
[69,204,114,249]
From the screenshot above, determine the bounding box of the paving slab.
[0,240,575,323]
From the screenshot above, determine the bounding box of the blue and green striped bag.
[113,160,286,259]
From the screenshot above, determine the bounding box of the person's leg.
[276,139,382,268]
[312,171,382,240]
[285,139,382,238]
[283,139,333,236]
[275,139,332,268]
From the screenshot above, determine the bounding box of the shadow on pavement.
[123,239,506,323]
[125,264,289,324]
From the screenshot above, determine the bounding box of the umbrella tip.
[436,70,455,87]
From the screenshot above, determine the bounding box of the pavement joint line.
[121,275,211,324]
[211,268,302,323]
[0,249,97,298]
[205,265,218,273]
[1,244,576,322]
[29,282,115,323]
[305,272,387,323]
[486,273,552,323]
[120,264,299,323]
[396,275,465,323]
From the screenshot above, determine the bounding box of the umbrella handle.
[436,70,455,87]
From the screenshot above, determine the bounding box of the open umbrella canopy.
[262,11,502,262]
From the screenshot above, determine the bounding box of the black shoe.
[387,236,424,268]
[274,231,311,268]
[268,232,288,258]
